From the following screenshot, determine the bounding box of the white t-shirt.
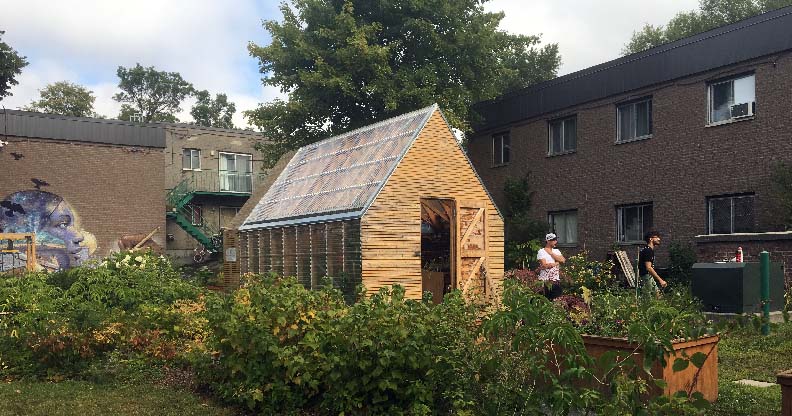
[537,248,562,281]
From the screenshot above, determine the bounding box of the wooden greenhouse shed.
[225,104,504,302]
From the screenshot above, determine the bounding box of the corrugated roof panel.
[1,110,165,147]
[243,104,437,228]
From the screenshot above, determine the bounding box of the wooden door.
[455,200,490,299]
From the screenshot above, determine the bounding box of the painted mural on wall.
[0,190,97,272]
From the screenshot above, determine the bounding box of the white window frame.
[548,116,577,156]
[219,152,253,193]
[186,204,203,226]
[548,210,578,245]
[616,98,652,143]
[707,194,755,234]
[181,148,201,171]
[707,73,755,125]
[617,203,653,243]
[492,132,510,166]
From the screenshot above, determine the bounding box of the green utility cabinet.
[691,262,784,313]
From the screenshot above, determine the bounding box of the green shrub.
[668,242,697,286]
[0,251,208,379]
[200,274,482,415]
[562,251,617,292]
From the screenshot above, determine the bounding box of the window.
[548,210,578,245]
[219,152,253,193]
[492,132,510,166]
[617,203,653,242]
[548,116,577,155]
[708,74,755,124]
[186,204,203,226]
[617,98,652,142]
[182,149,200,170]
[708,194,755,234]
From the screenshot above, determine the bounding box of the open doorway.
[420,198,455,304]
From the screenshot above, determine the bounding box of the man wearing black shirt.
[639,230,667,297]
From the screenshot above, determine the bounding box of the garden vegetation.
[1,250,785,415]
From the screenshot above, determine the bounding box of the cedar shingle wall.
[361,111,505,299]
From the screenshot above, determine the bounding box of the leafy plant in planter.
[562,252,617,292]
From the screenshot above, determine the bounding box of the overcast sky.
[0,0,698,128]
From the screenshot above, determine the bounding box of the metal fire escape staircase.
[166,176,222,252]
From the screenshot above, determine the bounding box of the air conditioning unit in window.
[730,102,754,118]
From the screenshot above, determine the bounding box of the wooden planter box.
[581,334,720,402]
[778,370,792,416]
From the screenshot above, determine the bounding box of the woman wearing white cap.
[537,233,566,300]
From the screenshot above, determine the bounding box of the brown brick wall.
[695,234,792,286]
[0,137,164,268]
[468,52,792,267]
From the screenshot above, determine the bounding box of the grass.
[706,320,792,415]
[0,381,238,416]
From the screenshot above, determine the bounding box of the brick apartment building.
[0,110,166,271]
[467,7,792,272]
[0,109,268,269]
[163,123,267,263]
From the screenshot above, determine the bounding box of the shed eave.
[239,209,365,231]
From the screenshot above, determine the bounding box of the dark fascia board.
[0,109,166,148]
[472,6,792,133]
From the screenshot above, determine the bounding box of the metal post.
[760,251,770,336]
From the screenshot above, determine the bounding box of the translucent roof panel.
[243,104,437,228]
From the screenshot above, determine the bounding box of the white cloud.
[0,0,702,127]
[0,0,279,126]
[484,0,700,75]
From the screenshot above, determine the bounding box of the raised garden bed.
[582,334,720,402]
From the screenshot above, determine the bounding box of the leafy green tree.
[623,0,792,55]
[246,0,560,167]
[502,174,547,269]
[0,30,28,101]
[190,90,236,129]
[113,63,194,123]
[24,81,96,117]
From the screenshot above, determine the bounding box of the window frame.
[707,73,755,126]
[491,132,511,166]
[548,209,578,246]
[547,115,577,156]
[707,193,755,234]
[616,203,654,243]
[185,204,203,226]
[218,151,254,193]
[616,97,653,143]
[181,148,201,171]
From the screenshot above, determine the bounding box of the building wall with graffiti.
[0,110,166,272]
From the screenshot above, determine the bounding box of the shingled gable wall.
[361,110,505,299]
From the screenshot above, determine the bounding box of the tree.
[24,81,96,117]
[190,90,236,129]
[623,0,792,55]
[246,0,560,167]
[113,63,194,123]
[0,30,28,101]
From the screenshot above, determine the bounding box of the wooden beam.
[462,256,485,293]
[459,208,484,246]
[422,200,449,222]
[131,227,160,251]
